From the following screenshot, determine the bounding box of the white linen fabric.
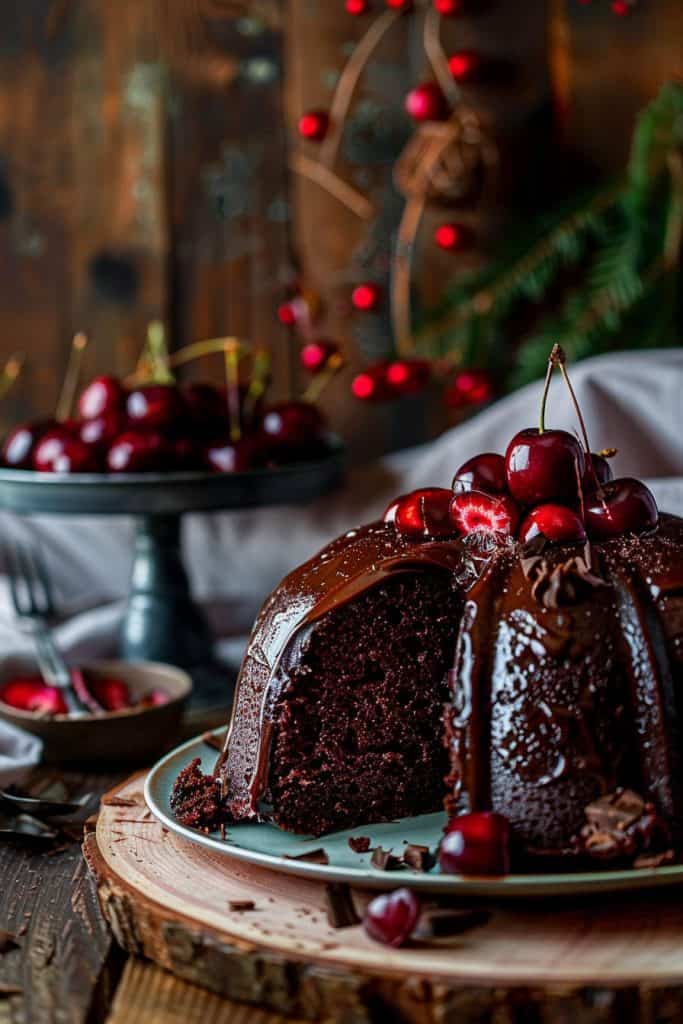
[0,348,681,778]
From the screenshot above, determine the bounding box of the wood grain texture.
[106,958,301,1024]
[86,772,683,1023]
[0,769,123,1024]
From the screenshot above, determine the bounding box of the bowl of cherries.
[0,660,192,765]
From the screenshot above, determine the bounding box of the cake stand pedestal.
[0,446,344,709]
[85,772,683,1023]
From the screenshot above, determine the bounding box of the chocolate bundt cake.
[172,349,683,869]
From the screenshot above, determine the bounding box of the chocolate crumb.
[324,883,360,928]
[348,836,371,853]
[370,846,402,871]
[284,847,329,865]
[201,731,224,752]
[229,899,255,911]
[0,931,19,955]
[414,908,490,939]
[402,843,435,872]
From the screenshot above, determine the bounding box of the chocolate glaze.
[216,512,683,857]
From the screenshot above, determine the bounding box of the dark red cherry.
[169,438,203,471]
[440,812,511,876]
[182,384,228,439]
[505,428,586,506]
[452,453,507,496]
[50,439,100,474]
[519,504,587,545]
[32,425,78,472]
[79,412,124,451]
[584,452,614,489]
[86,676,131,712]
[261,401,325,446]
[0,677,68,715]
[383,494,408,525]
[450,491,520,537]
[2,420,54,469]
[394,488,456,539]
[584,478,658,540]
[363,887,420,948]
[126,385,183,432]
[107,432,169,473]
[205,437,265,473]
[78,375,125,420]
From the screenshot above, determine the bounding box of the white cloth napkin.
[0,348,681,779]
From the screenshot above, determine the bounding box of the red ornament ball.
[351,362,390,402]
[385,359,431,395]
[346,0,369,11]
[434,0,461,13]
[405,82,446,123]
[298,110,330,142]
[611,0,630,13]
[445,369,494,409]
[300,340,340,374]
[434,222,472,251]
[351,282,381,311]
[447,50,481,82]
[385,0,413,9]
[277,301,297,326]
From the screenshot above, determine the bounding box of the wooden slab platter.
[84,772,683,1023]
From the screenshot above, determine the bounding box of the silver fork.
[3,534,89,716]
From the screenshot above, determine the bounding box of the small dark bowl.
[0,660,192,766]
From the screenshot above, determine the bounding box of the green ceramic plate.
[145,731,683,897]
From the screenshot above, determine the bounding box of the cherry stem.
[223,339,242,443]
[538,347,557,434]
[243,347,271,428]
[56,332,88,423]
[552,343,607,501]
[0,353,24,401]
[146,321,175,385]
[302,352,345,403]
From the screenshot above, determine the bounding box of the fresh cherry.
[260,401,327,459]
[169,438,203,471]
[440,812,511,876]
[505,428,586,506]
[519,504,587,544]
[584,478,659,540]
[450,491,520,536]
[0,677,68,715]
[393,488,456,540]
[383,494,408,525]
[32,425,95,473]
[182,384,229,439]
[106,432,169,473]
[79,412,124,451]
[86,676,131,712]
[205,437,265,473]
[126,385,183,432]
[78,375,125,420]
[363,887,420,948]
[584,452,614,489]
[2,420,54,469]
[452,453,507,496]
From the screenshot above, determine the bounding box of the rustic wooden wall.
[0,0,679,452]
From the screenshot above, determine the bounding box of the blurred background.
[0,0,680,463]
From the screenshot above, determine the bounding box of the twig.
[290,154,374,220]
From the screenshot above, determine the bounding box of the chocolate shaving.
[402,843,435,872]
[101,795,140,808]
[201,731,224,752]
[324,883,360,929]
[578,788,672,863]
[348,836,371,853]
[633,849,676,869]
[0,931,19,955]
[414,908,490,939]
[284,848,329,865]
[370,846,402,871]
[522,542,606,610]
[228,899,255,911]
[585,789,645,832]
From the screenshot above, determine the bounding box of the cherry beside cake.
[172,346,683,871]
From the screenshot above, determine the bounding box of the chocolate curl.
[319,8,402,169]
[243,346,271,426]
[223,338,243,442]
[423,6,461,109]
[0,353,24,402]
[56,332,88,422]
[290,154,374,220]
[302,351,345,404]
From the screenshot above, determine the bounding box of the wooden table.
[0,768,295,1024]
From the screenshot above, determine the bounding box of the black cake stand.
[0,441,345,708]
